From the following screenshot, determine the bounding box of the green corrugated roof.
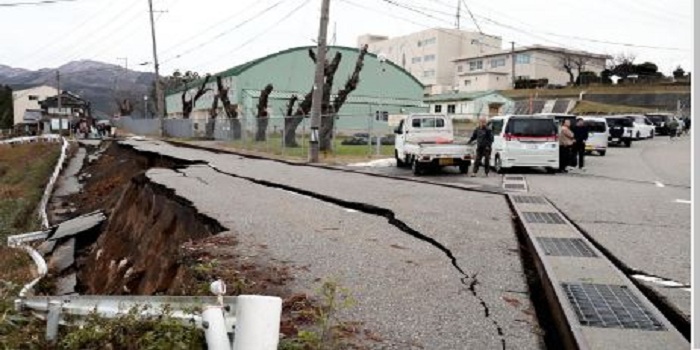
[423,90,508,103]
[166,45,424,95]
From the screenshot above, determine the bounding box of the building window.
[516,54,531,64]
[423,70,435,77]
[469,60,483,71]
[464,80,471,86]
[490,58,506,68]
[412,56,422,64]
[447,104,456,114]
[423,54,436,62]
[28,95,39,101]
[434,105,442,113]
[457,65,463,73]
[417,37,436,47]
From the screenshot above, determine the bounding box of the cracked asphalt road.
[122,140,543,349]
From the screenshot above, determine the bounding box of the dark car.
[645,113,674,135]
[605,116,634,147]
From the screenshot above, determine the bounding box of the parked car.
[624,115,655,139]
[604,116,635,147]
[581,116,609,156]
[645,113,674,135]
[394,114,474,175]
[488,115,559,174]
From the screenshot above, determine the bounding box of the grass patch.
[218,134,395,162]
[571,100,657,115]
[500,84,691,99]
[0,143,60,241]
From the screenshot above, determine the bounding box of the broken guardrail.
[15,294,283,350]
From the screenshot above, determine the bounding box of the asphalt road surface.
[123,140,544,349]
[333,135,692,319]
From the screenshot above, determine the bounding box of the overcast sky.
[0,0,692,76]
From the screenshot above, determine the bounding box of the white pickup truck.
[394,114,474,175]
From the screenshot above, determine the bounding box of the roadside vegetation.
[0,142,60,240]
[572,100,657,115]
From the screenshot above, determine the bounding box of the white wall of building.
[453,46,609,92]
[12,85,55,125]
[359,28,502,94]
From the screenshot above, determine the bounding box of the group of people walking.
[559,118,588,173]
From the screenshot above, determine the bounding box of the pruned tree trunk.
[216,75,241,140]
[206,95,219,139]
[320,45,368,151]
[255,84,273,142]
[182,75,212,119]
[285,93,311,147]
[283,94,299,146]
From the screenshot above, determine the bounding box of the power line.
[160,0,287,66]
[460,0,481,34]
[0,0,79,7]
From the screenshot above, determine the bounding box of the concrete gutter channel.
[162,140,691,349]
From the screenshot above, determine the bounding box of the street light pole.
[309,0,331,163]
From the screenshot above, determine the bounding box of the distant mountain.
[0,60,156,118]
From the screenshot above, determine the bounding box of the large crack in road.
[186,162,510,350]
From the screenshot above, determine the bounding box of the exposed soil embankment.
[77,173,225,294]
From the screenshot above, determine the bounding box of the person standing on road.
[558,120,575,173]
[572,118,588,170]
[467,116,494,177]
[668,118,679,140]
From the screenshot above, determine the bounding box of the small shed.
[423,90,514,120]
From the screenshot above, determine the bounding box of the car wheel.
[599,150,606,156]
[649,131,655,139]
[624,140,632,148]
[412,159,422,176]
[545,167,557,174]
[636,131,641,139]
[458,161,470,174]
[395,150,405,168]
[495,155,504,174]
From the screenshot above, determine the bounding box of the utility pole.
[309,0,331,163]
[510,41,516,89]
[456,0,461,29]
[56,70,62,135]
[148,0,164,137]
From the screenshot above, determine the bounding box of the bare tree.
[205,95,220,139]
[284,92,311,147]
[181,75,212,119]
[559,54,576,85]
[214,75,242,140]
[573,56,590,84]
[255,84,274,141]
[321,45,368,151]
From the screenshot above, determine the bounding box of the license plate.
[612,138,619,142]
[586,145,593,150]
[439,158,454,166]
[526,144,538,150]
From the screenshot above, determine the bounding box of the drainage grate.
[537,237,598,257]
[512,195,547,204]
[505,176,525,181]
[504,183,526,190]
[522,211,565,224]
[562,283,666,331]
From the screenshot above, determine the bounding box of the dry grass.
[500,84,690,99]
[571,100,657,115]
[0,143,60,241]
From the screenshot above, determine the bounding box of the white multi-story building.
[12,85,55,125]
[358,28,502,95]
[453,45,610,92]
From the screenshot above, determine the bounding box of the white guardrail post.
[233,295,283,350]
[202,305,231,350]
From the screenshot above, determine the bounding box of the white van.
[488,115,559,174]
[581,117,609,156]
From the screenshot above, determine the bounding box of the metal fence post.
[46,300,61,344]
[232,295,282,350]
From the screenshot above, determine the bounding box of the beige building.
[358,28,502,95]
[12,85,55,125]
[453,45,610,92]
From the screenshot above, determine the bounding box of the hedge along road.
[121,139,544,349]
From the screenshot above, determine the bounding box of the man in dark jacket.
[467,117,494,177]
[572,118,588,170]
